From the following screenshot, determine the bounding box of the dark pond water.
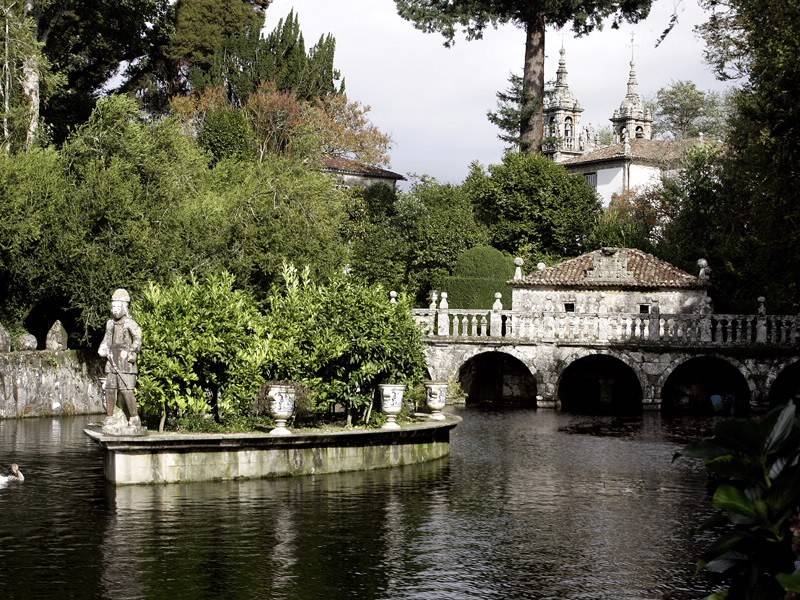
[0,409,718,600]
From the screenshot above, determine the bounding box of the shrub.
[263,264,426,425]
[678,403,800,597]
[198,107,254,164]
[435,245,514,309]
[135,272,268,430]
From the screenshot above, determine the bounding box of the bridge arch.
[457,351,538,407]
[766,359,800,407]
[658,355,753,415]
[556,350,644,415]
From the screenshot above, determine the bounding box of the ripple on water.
[0,410,716,600]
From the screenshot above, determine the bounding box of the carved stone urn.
[268,384,296,436]
[424,382,448,421]
[378,384,405,430]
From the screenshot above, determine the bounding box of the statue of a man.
[99,288,142,429]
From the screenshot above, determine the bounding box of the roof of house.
[562,138,704,168]
[513,247,704,289]
[321,156,405,181]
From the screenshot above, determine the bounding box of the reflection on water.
[0,410,715,599]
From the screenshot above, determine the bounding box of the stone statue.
[697,258,712,282]
[99,288,144,435]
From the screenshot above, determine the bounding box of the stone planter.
[378,384,405,431]
[268,384,295,436]
[425,382,448,421]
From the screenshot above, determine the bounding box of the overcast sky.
[264,0,733,185]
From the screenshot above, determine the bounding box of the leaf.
[764,403,796,453]
[712,485,756,517]
[777,571,800,592]
[705,552,746,574]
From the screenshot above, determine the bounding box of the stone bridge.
[411,304,800,413]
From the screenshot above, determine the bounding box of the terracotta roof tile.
[321,156,405,180]
[515,247,703,289]
[562,138,706,168]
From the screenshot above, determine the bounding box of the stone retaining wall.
[85,417,460,485]
[0,350,104,418]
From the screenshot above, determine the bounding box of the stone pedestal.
[102,407,147,437]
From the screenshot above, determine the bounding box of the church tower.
[610,56,653,142]
[542,47,587,162]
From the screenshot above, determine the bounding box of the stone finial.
[429,290,439,310]
[389,291,398,304]
[15,332,37,351]
[439,292,449,310]
[537,262,546,272]
[757,296,766,316]
[514,257,524,281]
[46,320,68,351]
[0,322,10,353]
[697,258,712,282]
[492,292,503,311]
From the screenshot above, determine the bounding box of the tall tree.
[486,72,525,149]
[27,0,170,143]
[394,0,653,152]
[652,80,731,139]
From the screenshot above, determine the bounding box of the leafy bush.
[135,272,268,430]
[435,245,514,309]
[198,107,254,164]
[464,152,600,258]
[678,403,800,598]
[263,264,426,425]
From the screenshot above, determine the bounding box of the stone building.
[321,156,405,190]
[510,247,708,315]
[544,48,701,206]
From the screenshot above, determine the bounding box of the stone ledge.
[84,416,461,485]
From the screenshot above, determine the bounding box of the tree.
[28,0,170,143]
[487,72,526,149]
[394,0,653,152]
[652,80,731,139]
[463,152,600,258]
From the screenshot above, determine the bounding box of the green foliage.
[677,403,800,598]
[34,0,170,142]
[198,107,254,163]
[350,178,488,303]
[436,245,514,308]
[653,80,732,140]
[135,272,269,427]
[0,95,350,337]
[464,152,600,259]
[486,72,534,150]
[263,265,426,425]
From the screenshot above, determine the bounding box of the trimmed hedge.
[434,245,515,309]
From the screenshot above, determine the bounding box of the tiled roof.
[562,138,705,168]
[321,156,405,180]
[514,248,703,289]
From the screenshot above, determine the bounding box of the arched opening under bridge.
[768,362,800,407]
[457,352,537,408]
[558,355,643,415]
[661,357,751,416]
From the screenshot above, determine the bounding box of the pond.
[0,409,717,599]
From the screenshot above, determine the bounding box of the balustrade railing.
[410,308,800,348]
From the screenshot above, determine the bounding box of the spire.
[626,33,639,99]
[555,46,568,88]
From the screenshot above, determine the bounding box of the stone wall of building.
[511,288,707,315]
[0,350,104,418]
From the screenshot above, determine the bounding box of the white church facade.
[542,48,700,207]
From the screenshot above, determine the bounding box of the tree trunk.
[21,0,38,149]
[520,9,545,153]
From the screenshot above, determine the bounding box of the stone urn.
[424,382,448,421]
[378,384,405,431]
[268,384,296,436]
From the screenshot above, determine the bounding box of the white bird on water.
[0,463,24,485]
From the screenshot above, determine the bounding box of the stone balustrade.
[411,306,800,347]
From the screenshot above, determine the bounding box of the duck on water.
[0,464,24,484]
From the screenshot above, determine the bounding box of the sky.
[264,0,733,185]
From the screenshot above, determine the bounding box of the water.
[0,409,717,600]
